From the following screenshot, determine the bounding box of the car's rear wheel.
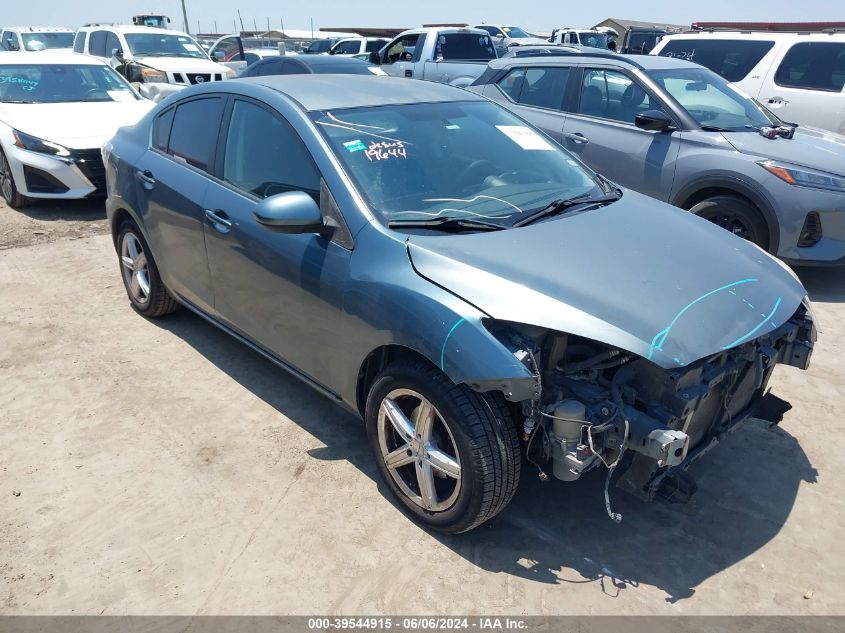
[690,195,770,251]
[0,148,31,209]
[365,359,521,533]
[117,220,181,318]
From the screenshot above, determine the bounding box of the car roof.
[78,25,180,36]
[0,51,107,65]
[235,75,484,111]
[487,52,701,71]
[661,31,845,42]
[2,26,74,33]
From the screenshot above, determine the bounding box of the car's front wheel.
[690,195,770,251]
[365,360,521,533]
[117,220,181,318]
[0,148,31,209]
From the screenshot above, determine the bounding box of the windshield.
[579,32,608,48]
[502,26,531,39]
[648,67,778,131]
[0,63,138,103]
[124,33,208,59]
[22,32,74,50]
[312,101,604,227]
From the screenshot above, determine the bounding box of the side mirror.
[368,51,380,64]
[635,110,674,132]
[253,191,323,234]
[112,47,125,60]
[213,50,226,60]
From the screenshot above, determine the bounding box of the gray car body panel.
[106,75,809,417]
[472,54,845,265]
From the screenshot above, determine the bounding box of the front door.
[135,96,225,311]
[562,67,681,201]
[202,97,351,391]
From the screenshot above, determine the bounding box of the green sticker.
[344,140,366,153]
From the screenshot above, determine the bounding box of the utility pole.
[214,20,218,34]
[237,10,245,34]
[266,16,270,34]
[310,17,314,39]
[180,0,190,34]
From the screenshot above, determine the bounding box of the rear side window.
[73,32,86,53]
[167,97,224,172]
[223,100,320,200]
[152,108,175,151]
[775,42,845,92]
[2,31,20,51]
[89,31,108,57]
[497,67,569,110]
[437,33,496,61]
[659,39,775,82]
[333,40,361,55]
[257,59,285,76]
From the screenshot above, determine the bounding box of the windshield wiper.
[388,217,505,232]
[513,191,622,227]
[700,125,732,132]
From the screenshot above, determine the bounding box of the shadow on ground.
[795,266,845,303]
[15,198,106,222]
[148,308,817,603]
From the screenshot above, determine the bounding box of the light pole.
[180,0,190,34]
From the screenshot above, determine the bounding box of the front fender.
[337,225,536,408]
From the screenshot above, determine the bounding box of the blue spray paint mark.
[647,278,758,361]
[440,317,466,370]
[721,297,782,350]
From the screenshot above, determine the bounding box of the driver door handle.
[205,209,232,232]
[564,132,589,144]
[136,169,156,187]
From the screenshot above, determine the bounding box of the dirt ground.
[1,198,844,616]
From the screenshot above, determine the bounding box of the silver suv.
[470,53,845,265]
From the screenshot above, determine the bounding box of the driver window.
[578,68,661,124]
[223,100,321,200]
[385,34,420,64]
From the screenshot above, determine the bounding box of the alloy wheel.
[0,151,13,203]
[120,232,151,305]
[702,212,755,242]
[377,388,462,512]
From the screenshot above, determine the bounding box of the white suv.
[328,37,389,57]
[651,31,845,135]
[74,25,233,100]
[1,27,74,52]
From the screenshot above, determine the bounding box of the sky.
[1,0,841,34]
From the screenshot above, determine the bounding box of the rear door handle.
[564,132,589,144]
[136,169,156,187]
[204,209,232,232]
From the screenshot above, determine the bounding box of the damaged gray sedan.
[105,76,816,533]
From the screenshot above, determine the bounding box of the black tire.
[365,359,521,533]
[0,147,32,209]
[689,195,770,251]
[116,220,181,318]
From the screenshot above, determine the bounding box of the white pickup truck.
[372,27,497,87]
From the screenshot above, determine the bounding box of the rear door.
[201,97,352,390]
[484,65,570,142]
[134,96,225,311]
[562,66,681,200]
[758,40,845,133]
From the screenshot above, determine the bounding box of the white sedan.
[0,52,153,208]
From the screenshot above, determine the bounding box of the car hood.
[723,126,845,174]
[133,56,220,73]
[0,101,153,149]
[406,190,807,368]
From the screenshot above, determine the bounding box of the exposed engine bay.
[488,302,816,521]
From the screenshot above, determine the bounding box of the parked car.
[549,28,610,49]
[1,27,74,52]
[243,48,282,67]
[472,25,547,54]
[0,52,152,207]
[471,53,845,265]
[238,55,385,78]
[620,27,674,54]
[329,37,389,57]
[303,38,338,54]
[373,27,497,87]
[74,25,234,101]
[651,31,845,134]
[104,75,815,532]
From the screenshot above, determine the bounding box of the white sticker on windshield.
[182,43,200,52]
[107,90,135,102]
[495,125,554,150]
